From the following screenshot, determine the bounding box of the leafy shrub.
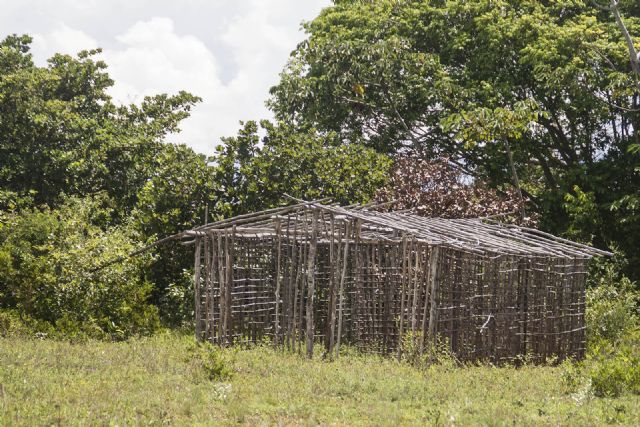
[201,345,233,381]
[0,196,159,339]
[561,329,640,398]
[588,329,640,397]
[400,332,457,369]
[187,341,234,381]
[586,262,639,344]
[0,309,54,337]
[559,261,640,398]
[559,357,586,395]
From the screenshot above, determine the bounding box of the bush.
[560,262,640,398]
[399,332,458,369]
[586,280,639,344]
[0,196,160,339]
[187,341,234,381]
[0,309,54,338]
[586,259,639,344]
[589,329,640,397]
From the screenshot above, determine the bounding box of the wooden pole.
[216,233,224,342]
[194,237,202,341]
[411,240,421,334]
[397,234,408,361]
[274,218,282,347]
[419,246,431,354]
[427,246,441,345]
[335,220,351,358]
[327,216,339,354]
[305,209,320,358]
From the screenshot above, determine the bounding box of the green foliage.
[0,309,54,338]
[212,120,391,216]
[561,268,640,399]
[0,196,159,339]
[187,341,234,381]
[132,144,215,325]
[269,0,640,279]
[583,269,640,398]
[588,329,640,397]
[586,262,639,343]
[400,332,457,369]
[564,186,602,244]
[0,34,200,212]
[0,34,209,329]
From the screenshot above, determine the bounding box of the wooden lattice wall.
[192,207,591,363]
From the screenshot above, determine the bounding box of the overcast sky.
[0,0,331,154]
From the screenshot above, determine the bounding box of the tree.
[592,0,640,91]
[0,196,159,339]
[0,34,208,326]
[269,0,640,278]
[212,120,391,216]
[133,143,216,324]
[376,155,531,223]
[0,34,201,212]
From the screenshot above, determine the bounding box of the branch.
[590,0,614,12]
[611,3,640,76]
[504,139,527,221]
[381,90,423,153]
[595,0,640,93]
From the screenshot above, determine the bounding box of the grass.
[1,333,639,426]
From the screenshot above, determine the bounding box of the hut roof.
[188,199,611,259]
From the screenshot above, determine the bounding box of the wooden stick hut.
[186,200,610,363]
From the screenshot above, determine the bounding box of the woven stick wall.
[187,200,609,363]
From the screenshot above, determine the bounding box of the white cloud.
[6,0,330,155]
[103,18,221,103]
[31,24,99,62]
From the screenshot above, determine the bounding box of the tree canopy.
[269,0,640,278]
[0,34,201,211]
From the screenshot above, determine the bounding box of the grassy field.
[0,333,638,426]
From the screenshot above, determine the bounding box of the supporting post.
[305,209,319,358]
[222,227,235,346]
[397,234,408,362]
[411,241,421,334]
[427,246,441,345]
[335,220,351,358]
[419,246,430,354]
[217,233,225,342]
[327,216,339,354]
[194,237,202,341]
[274,219,282,347]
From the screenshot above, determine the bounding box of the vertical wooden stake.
[419,246,431,354]
[427,246,441,345]
[335,220,351,359]
[411,240,421,335]
[327,216,339,354]
[305,209,320,358]
[217,233,224,341]
[222,227,235,346]
[194,237,202,341]
[397,234,408,362]
[290,224,299,352]
[353,220,363,345]
[274,219,282,347]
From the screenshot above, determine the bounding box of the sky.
[0,0,331,155]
